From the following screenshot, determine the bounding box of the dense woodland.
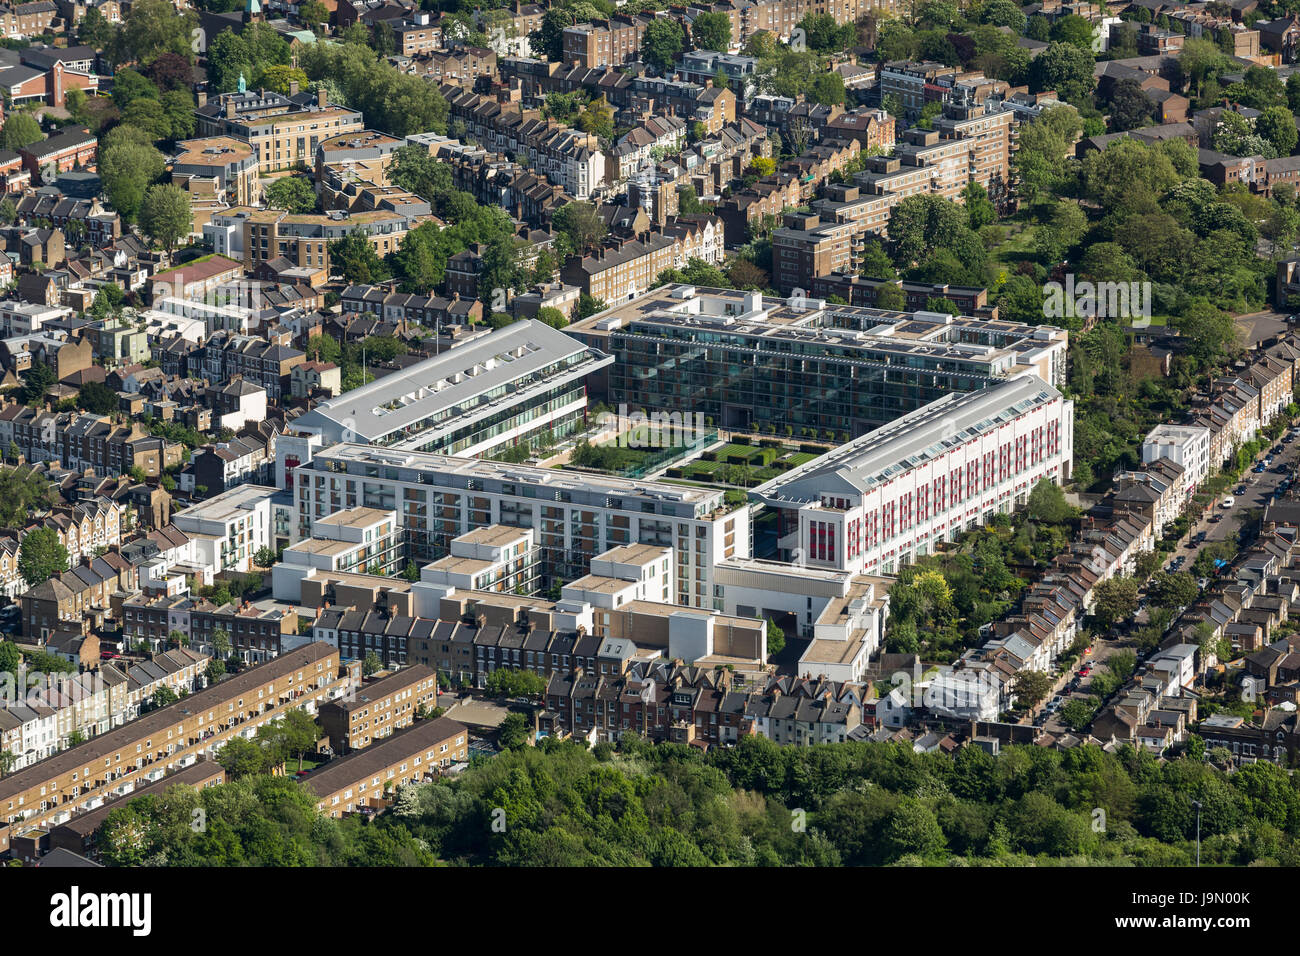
[98,736,1300,866]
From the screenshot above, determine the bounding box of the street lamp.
[1191,799,1202,867]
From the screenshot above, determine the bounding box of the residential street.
[1035,422,1300,736]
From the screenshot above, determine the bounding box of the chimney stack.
[318,88,327,108]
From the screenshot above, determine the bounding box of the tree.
[0,640,19,676]
[808,71,846,108]
[1027,478,1075,524]
[149,685,178,712]
[253,547,277,567]
[536,306,568,328]
[79,5,114,50]
[211,627,232,659]
[100,139,165,222]
[642,18,685,71]
[692,11,731,52]
[264,174,317,214]
[216,737,268,778]
[257,64,310,96]
[98,806,149,865]
[887,194,969,265]
[1051,14,1096,51]
[1108,78,1154,132]
[498,712,531,750]
[363,651,382,676]
[886,797,946,860]
[1148,570,1200,611]
[273,709,319,772]
[18,527,68,588]
[139,184,191,252]
[1059,697,1098,731]
[484,668,548,699]
[552,201,607,257]
[1258,105,1298,158]
[1179,37,1231,101]
[299,0,329,31]
[115,0,198,67]
[1029,42,1096,105]
[765,618,786,656]
[1091,576,1140,629]
[1012,669,1053,708]
[1,113,42,152]
[329,232,390,284]
[981,0,1026,31]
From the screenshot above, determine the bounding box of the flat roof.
[315,506,393,529]
[569,285,1065,373]
[597,543,670,565]
[293,319,611,444]
[173,483,276,523]
[454,525,532,547]
[308,443,723,509]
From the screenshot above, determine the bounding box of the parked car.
[1236,485,1248,496]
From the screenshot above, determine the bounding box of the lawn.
[667,439,825,488]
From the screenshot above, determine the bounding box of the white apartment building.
[172,483,276,574]
[292,320,612,460]
[421,525,538,594]
[0,301,73,337]
[562,542,674,608]
[751,374,1074,576]
[293,443,751,609]
[1142,423,1212,493]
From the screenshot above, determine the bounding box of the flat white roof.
[293,320,610,443]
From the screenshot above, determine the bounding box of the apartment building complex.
[293,442,750,607]
[857,107,1015,206]
[559,0,902,67]
[293,319,611,459]
[0,643,354,854]
[170,137,260,208]
[0,404,181,477]
[197,330,305,402]
[195,88,365,175]
[304,716,468,817]
[499,57,737,135]
[567,285,1068,436]
[752,374,1074,576]
[439,85,606,200]
[203,205,419,278]
[317,664,438,753]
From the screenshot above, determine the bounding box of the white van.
[1222,496,1235,509]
